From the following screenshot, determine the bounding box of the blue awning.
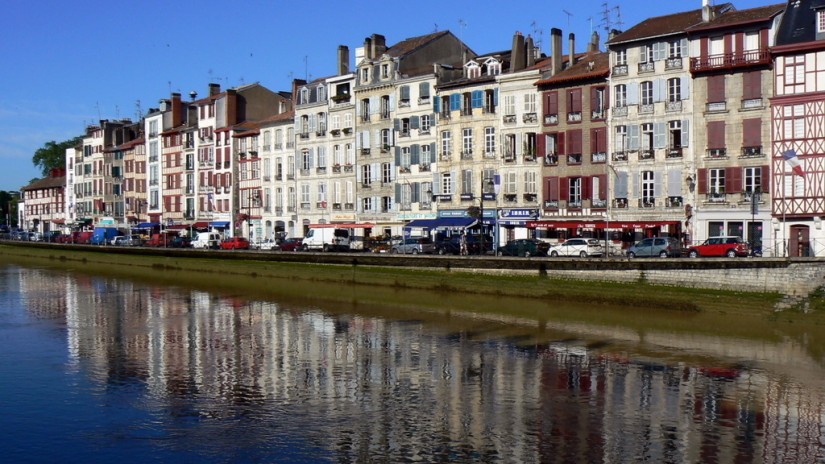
[405,217,477,230]
[209,221,230,229]
[135,222,159,229]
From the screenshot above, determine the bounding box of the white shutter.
[653,123,666,149]
[668,169,682,196]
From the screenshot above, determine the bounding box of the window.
[709,168,725,194]
[668,40,682,58]
[400,147,411,170]
[642,44,654,63]
[504,95,516,116]
[669,121,682,149]
[782,105,806,140]
[462,128,473,155]
[568,177,581,208]
[440,130,451,158]
[300,184,310,204]
[318,183,327,203]
[615,126,627,152]
[667,78,681,102]
[819,10,825,33]
[362,197,373,212]
[524,94,536,113]
[524,171,537,194]
[361,165,372,186]
[744,167,762,194]
[591,87,606,118]
[301,150,311,170]
[641,81,653,105]
[380,95,390,119]
[317,146,326,168]
[616,49,627,66]
[381,129,391,148]
[642,171,655,203]
[382,162,392,184]
[466,62,481,79]
[441,172,452,194]
[420,114,432,133]
[485,127,496,155]
[381,63,390,79]
[361,68,369,83]
[614,84,627,107]
[461,169,473,194]
[641,123,654,152]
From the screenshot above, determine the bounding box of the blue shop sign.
[498,209,539,220]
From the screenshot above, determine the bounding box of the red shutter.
[544,92,558,118]
[724,34,733,55]
[707,121,726,149]
[743,71,761,100]
[743,118,761,148]
[571,89,582,113]
[545,176,560,201]
[734,32,744,60]
[698,168,708,194]
[700,37,709,59]
[726,167,742,193]
[591,127,607,153]
[760,164,770,192]
[537,133,546,157]
[557,131,566,155]
[599,174,607,200]
[708,75,725,103]
[568,129,582,154]
[582,177,592,200]
[560,177,569,202]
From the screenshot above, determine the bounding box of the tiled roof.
[776,0,825,46]
[21,175,65,191]
[534,52,609,86]
[688,3,784,32]
[386,30,453,58]
[607,3,733,44]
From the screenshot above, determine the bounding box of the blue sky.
[0,0,773,191]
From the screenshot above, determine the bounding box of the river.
[0,261,823,463]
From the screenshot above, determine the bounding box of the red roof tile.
[688,3,784,32]
[534,52,610,86]
[608,3,733,45]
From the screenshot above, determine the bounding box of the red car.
[688,236,749,258]
[220,237,250,250]
[278,237,303,252]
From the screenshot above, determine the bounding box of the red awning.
[192,222,209,228]
[166,224,188,230]
[527,220,679,229]
[308,222,375,229]
[51,218,65,224]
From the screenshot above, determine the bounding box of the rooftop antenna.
[135,100,143,121]
[562,9,573,29]
[434,23,438,33]
[95,101,102,121]
[531,20,544,54]
[304,55,308,81]
[613,5,623,31]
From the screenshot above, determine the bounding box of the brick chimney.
[209,83,221,96]
[512,31,526,71]
[225,89,237,126]
[171,92,182,128]
[338,45,350,75]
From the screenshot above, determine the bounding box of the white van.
[192,232,221,249]
[302,227,351,252]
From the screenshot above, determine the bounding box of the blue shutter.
[411,144,420,164]
[472,90,483,108]
[419,82,430,98]
[616,172,628,197]
[410,115,419,129]
[450,94,461,111]
[395,147,401,165]
[434,97,441,113]
[681,77,690,99]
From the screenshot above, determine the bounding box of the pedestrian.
[460,233,468,256]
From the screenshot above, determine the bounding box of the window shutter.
[681,119,690,147]
[708,75,725,103]
[450,170,457,194]
[389,95,395,111]
[434,96,441,113]
[393,119,400,131]
[419,82,430,98]
[653,79,663,102]
[627,83,638,105]
[568,129,582,154]
[628,125,640,150]
[545,91,558,116]
[557,131,566,155]
[450,94,461,111]
[537,133,546,157]
[598,174,607,200]
[667,169,682,196]
[545,176,559,201]
[560,177,569,202]
[654,170,663,197]
[727,166,742,193]
[472,90,483,108]
[410,115,419,129]
[369,96,378,114]
[654,122,666,149]
[412,183,420,203]
[395,182,401,201]
[698,168,708,194]
[494,88,499,106]
[395,147,401,165]
[616,172,628,197]
[411,145,420,164]
[681,77,689,99]
[432,173,440,194]
[400,85,410,100]
[633,172,640,198]
[582,176,592,200]
[640,45,647,61]
[707,121,725,149]
[515,133,523,156]
[743,118,761,148]
[743,71,761,100]
[760,164,770,192]
[680,38,688,58]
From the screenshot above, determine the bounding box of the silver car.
[626,237,682,258]
[548,238,604,257]
[390,237,435,254]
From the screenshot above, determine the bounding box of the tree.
[32,136,81,176]
[0,190,19,227]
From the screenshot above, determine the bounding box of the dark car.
[496,239,550,257]
[169,236,192,248]
[435,235,491,255]
[391,237,435,254]
[220,237,250,250]
[278,237,304,252]
[688,236,749,258]
[626,237,682,258]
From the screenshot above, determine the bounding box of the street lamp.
[479,176,494,255]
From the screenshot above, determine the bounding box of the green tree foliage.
[32,136,81,176]
[0,190,19,226]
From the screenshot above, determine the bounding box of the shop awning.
[192,222,210,229]
[527,220,680,229]
[209,221,230,228]
[135,222,159,228]
[51,218,65,224]
[406,217,477,229]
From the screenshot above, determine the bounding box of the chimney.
[551,28,563,75]
[337,45,350,75]
[159,99,170,112]
[372,34,387,58]
[702,0,714,22]
[171,93,182,128]
[225,89,237,127]
[209,83,221,96]
[526,35,536,67]
[364,36,373,59]
[589,31,600,53]
[512,31,526,71]
[569,33,576,68]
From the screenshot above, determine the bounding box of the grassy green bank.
[2,244,825,365]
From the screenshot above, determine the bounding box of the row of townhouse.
[17,0,825,256]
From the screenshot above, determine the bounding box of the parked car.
[688,236,749,258]
[70,231,93,244]
[548,238,604,257]
[278,237,304,252]
[43,231,64,243]
[497,239,550,257]
[435,235,491,255]
[626,237,682,258]
[390,237,435,254]
[220,237,250,250]
[192,232,221,249]
[112,235,143,247]
[169,236,192,248]
[256,239,279,250]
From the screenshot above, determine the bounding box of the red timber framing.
[771,93,825,218]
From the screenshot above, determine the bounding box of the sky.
[0,0,776,191]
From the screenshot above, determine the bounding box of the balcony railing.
[503,115,516,124]
[741,146,763,158]
[707,102,727,112]
[591,152,607,163]
[613,106,628,117]
[707,148,727,159]
[666,196,683,208]
[638,198,656,208]
[613,198,628,209]
[591,198,607,208]
[612,151,627,162]
[567,112,582,123]
[666,148,683,159]
[638,62,655,73]
[419,163,431,172]
[523,113,537,123]
[665,57,683,70]
[742,98,763,110]
[639,104,654,114]
[639,150,655,161]
[544,154,559,166]
[544,199,559,209]
[612,64,628,76]
[666,100,682,112]
[706,192,728,203]
[567,153,582,165]
[690,49,771,73]
[544,114,558,125]
[461,150,473,160]
[440,152,451,161]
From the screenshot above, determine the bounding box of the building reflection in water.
[16,267,825,462]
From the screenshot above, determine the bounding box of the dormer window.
[300,88,309,104]
[360,68,369,83]
[381,63,390,79]
[465,61,481,79]
[317,86,326,101]
[485,58,501,76]
[818,10,825,33]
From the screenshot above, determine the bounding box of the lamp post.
[479,176,494,255]
[750,186,761,255]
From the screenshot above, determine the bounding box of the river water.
[0,261,823,463]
